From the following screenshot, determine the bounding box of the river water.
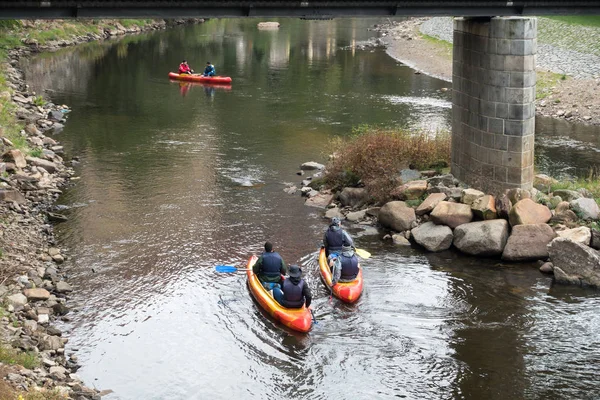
[22,18,600,400]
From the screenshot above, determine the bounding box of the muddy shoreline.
[0,19,202,399]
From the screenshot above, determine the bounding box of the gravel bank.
[379,17,600,126]
[0,18,202,399]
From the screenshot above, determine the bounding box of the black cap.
[289,265,302,278]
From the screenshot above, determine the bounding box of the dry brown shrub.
[325,127,451,203]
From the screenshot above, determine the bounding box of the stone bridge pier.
[451,17,536,194]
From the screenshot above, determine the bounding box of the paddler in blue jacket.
[273,265,312,309]
[253,242,287,289]
[202,61,216,77]
[323,216,354,257]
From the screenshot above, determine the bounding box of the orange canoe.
[319,248,363,303]
[246,256,313,333]
[168,72,232,84]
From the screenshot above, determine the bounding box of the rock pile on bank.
[297,164,600,290]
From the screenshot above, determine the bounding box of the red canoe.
[168,72,232,84]
[318,248,363,303]
[246,256,313,333]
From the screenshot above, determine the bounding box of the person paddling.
[329,245,359,286]
[202,61,216,77]
[253,242,287,290]
[323,216,353,257]
[178,60,193,75]
[273,265,312,309]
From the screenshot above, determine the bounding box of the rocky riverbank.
[0,18,203,399]
[373,17,600,126]
[292,163,600,289]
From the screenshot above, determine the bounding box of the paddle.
[309,308,318,325]
[215,265,250,273]
[355,248,371,259]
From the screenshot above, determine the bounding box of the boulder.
[338,187,369,208]
[495,193,512,219]
[591,229,600,250]
[548,196,562,210]
[570,198,600,220]
[427,174,458,187]
[25,156,57,173]
[461,188,485,206]
[392,234,411,246]
[471,195,497,220]
[501,224,557,261]
[7,293,27,307]
[300,161,325,171]
[399,169,421,183]
[552,189,581,201]
[453,219,509,256]
[48,110,64,121]
[556,226,591,246]
[411,222,453,252]
[549,238,600,288]
[391,180,427,200]
[430,201,473,229]
[378,201,416,232]
[508,198,552,226]
[346,210,366,222]
[305,191,333,208]
[506,188,531,205]
[23,288,51,301]
[2,149,26,169]
[324,207,344,220]
[534,174,557,190]
[554,201,571,214]
[39,335,62,351]
[539,262,554,274]
[365,207,380,217]
[0,189,27,205]
[416,193,447,216]
[55,281,73,293]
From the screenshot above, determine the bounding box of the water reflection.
[21,17,600,400]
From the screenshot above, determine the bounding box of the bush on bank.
[324,126,451,203]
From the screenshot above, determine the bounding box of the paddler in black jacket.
[273,265,312,309]
[323,216,354,257]
[253,242,287,289]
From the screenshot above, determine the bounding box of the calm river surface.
[23,18,600,400]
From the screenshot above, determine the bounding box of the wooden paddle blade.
[355,248,371,259]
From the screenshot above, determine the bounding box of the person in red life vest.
[178,60,193,74]
[273,265,312,309]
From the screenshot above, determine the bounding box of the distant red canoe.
[168,72,232,84]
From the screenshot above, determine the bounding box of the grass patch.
[550,168,600,206]
[536,70,567,100]
[0,345,39,370]
[325,126,451,203]
[419,33,453,58]
[546,16,600,28]
[27,148,43,158]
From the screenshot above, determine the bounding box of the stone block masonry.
[451,17,536,194]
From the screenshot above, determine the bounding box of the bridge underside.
[0,1,599,19]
